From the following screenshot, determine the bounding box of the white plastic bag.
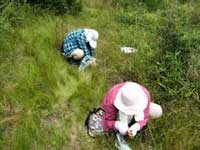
[120,47,138,54]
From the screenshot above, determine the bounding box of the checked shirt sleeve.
[90,48,95,57]
[77,33,90,57]
[79,55,93,71]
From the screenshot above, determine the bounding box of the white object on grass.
[120,47,138,54]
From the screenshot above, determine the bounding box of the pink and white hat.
[84,29,99,49]
[114,82,148,116]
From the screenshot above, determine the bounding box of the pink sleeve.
[102,83,125,131]
[137,105,150,129]
[102,105,117,131]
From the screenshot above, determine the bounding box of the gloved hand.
[128,123,140,137]
[115,121,129,135]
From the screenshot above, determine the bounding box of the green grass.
[0,1,200,149]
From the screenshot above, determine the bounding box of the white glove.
[115,121,129,135]
[129,123,140,137]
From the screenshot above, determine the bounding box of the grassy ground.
[0,1,200,150]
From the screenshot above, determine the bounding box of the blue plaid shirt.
[63,29,94,58]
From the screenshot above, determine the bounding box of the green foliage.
[26,0,82,15]
[0,1,35,27]
[0,0,82,16]
[112,0,165,10]
[152,4,200,105]
[0,0,200,149]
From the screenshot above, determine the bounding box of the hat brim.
[89,40,97,49]
[114,85,148,115]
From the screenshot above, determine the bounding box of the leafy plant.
[26,0,82,15]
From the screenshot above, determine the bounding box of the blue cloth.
[63,29,94,58]
[78,55,93,71]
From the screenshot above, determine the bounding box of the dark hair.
[86,42,92,50]
[60,41,64,53]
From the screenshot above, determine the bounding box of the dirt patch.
[68,114,81,150]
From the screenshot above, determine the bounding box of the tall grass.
[1,0,200,149]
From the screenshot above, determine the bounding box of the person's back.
[65,29,84,42]
[64,29,85,56]
[61,28,98,70]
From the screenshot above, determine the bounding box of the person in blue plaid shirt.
[61,29,99,70]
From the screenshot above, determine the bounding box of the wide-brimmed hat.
[114,82,148,116]
[84,29,99,49]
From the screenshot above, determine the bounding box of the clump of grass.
[1,0,200,149]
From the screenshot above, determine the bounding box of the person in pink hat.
[85,81,162,150]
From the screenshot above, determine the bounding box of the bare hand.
[91,58,96,66]
[127,129,134,138]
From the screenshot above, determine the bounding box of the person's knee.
[71,48,84,60]
[149,102,163,119]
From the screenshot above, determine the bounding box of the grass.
[0,1,200,149]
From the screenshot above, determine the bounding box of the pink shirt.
[102,82,150,132]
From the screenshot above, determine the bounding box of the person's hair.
[60,41,64,53]
[86,42,92,50]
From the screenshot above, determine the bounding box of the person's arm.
[102,105,117,131]
[135,97,150,130]
[103,105,129,135]
[135,112,149,130]
[78,48,95,70]
[90,48,95,57]
[128,109,149,137]
[78,55,93,71]
[129,88,150,137]
[88,48,96,66]
[77,33,90,56]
